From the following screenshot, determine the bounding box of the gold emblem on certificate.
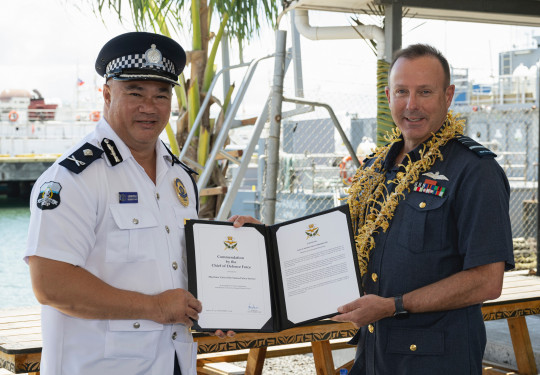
[224,236,238,251]
[174,178,189,207]
[305,224,320,239]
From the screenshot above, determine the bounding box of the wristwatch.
[393,294,409,319]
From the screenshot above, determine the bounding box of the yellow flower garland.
[347,112,465,277]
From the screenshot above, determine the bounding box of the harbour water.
[0,196,38,308]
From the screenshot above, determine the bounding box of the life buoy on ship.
[90,111,101,122]
[8,110,19,122]
[339,155,356,185]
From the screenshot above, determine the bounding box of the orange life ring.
[8,110,19,122]
[89,111,101,122]
[339,155,357,185]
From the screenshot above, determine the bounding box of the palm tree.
[352,3,418,146]
[90,0,279,217]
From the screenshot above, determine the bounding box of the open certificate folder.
[185,205,362,332]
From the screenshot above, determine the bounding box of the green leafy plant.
[89,0,279,217]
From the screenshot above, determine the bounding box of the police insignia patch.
[37,181,62,210]
[174,178,189,207]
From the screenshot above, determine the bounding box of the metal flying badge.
[37,181,62,210]
[422,171,449,181]
[174,178,189,207]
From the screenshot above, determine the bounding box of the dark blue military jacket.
[349,133,515,375]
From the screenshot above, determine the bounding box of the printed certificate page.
[275,209,360,324]
[191,223,272,330]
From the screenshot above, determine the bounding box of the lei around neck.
[347,112,464,277]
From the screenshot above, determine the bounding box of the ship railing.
[453,74,539,106]
[0,107,104,124]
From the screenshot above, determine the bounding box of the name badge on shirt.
[119,192,138,204]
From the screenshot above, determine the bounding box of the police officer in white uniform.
[25,32,236,375]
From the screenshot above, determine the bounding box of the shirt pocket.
[386,327,444,356]
[398,193,448,253]
[107,204,159,262]
[104,319,164,360]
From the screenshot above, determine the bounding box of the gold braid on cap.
[347,112,464,277]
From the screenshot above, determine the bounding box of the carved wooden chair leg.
[245,347,267,375]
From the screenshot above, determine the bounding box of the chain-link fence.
[242,93,539,268]
[226,72,539,269]
[272,90,376,223]
[454,104,539,269]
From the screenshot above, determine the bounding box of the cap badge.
[174,177,189,207]
[144,44,164,68]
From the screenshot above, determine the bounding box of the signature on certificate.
[247,304,261,314]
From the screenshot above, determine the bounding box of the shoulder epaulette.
[101,138,123,166]
[454,135,497,158]
[59,143,104,174]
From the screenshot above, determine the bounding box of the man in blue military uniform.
[331,44,514,374]
[25,32,238,375]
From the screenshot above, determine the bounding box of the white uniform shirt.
[26,119,199,375]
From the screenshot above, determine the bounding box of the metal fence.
[270,90,376,223]
[225,77,539,269]
[245,91,539,268]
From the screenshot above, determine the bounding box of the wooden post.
[507,316,537,375]
[245,347,267,375]
[312,340,335,375]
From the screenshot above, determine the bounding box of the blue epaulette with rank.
[455,135,497,158]
[59,143,104,174]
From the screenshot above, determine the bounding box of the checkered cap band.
[106,54,176,75]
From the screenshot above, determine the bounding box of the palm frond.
[376,59,395,145]
[92,0,184,33]
[213,0,279,42]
